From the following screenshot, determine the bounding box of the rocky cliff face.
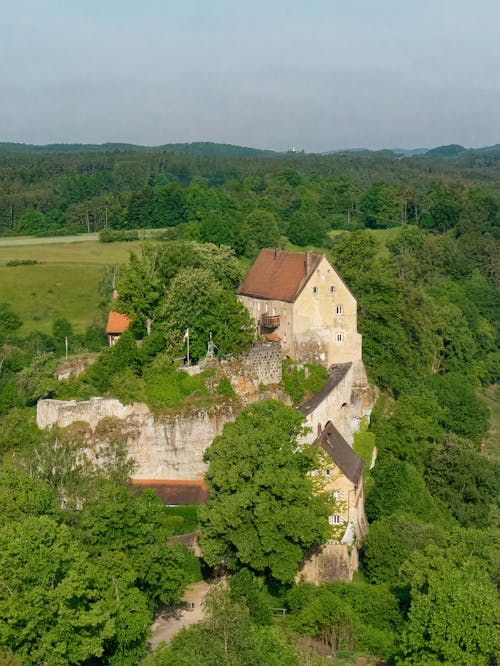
[37,385,288,481]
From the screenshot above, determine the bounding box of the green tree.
[162,268,254,362]
[0,303,22,341]
[400,547,499,665]
[199,401,330,582]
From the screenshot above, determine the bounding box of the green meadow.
[0,238,145,334]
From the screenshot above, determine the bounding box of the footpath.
[148,580,211,649]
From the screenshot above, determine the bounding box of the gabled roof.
[237,248,323,302]
[317,421,364,485]
[130,479,209,505]
[106,310,131,335]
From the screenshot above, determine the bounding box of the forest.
[0,144,498,665]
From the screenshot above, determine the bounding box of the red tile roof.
[130,479,209,505]
[106,310,131,334]
[237,248,323,302]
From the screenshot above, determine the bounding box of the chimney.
[274,247,281,259]
[305,251,311,273]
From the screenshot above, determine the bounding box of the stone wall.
[221,341,282,396]
[298,544,359,584]
[299,360,375,446]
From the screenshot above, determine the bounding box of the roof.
[106,310,131,335]
[130,479,209,505]
[237,248,323,302]
[317,421,364,485]
[264,332,282,342]
[298,363,352,416]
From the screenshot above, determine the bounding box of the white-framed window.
[328,515,343,525]
[336,333,343,343]
[272,307,276,316]
[310,470,318,477]
[312,286,318,294]
[323,469,332,477]
[330,490,342,501]
[265,303,269,313]
[336,305,343,315]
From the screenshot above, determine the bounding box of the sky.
[1,0,499,152]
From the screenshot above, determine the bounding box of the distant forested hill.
[0,141,499,239]
[0,141,278,157]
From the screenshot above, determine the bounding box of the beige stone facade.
[238,252,362,367]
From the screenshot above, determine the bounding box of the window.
[323,469,332,477]
[336,333,343,343]
[336,305,343,315]
[312,286,318,294]
[330,490,342,501]
[330,285,336,293]
[328,515,342,525]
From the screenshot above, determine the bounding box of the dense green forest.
[0,146,498,664]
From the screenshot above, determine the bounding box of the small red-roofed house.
[106,310,131,347]
[237,248,362,367]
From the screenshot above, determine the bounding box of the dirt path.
[149,580,211,649]
[0,233,99,247]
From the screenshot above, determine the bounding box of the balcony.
[261,313,280,329]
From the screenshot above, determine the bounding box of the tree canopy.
[199,400,331,583]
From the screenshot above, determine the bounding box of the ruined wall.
[298,544,359,584]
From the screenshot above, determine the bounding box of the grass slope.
[0,239,145,334]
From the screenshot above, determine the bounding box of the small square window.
[323,469,332,476]
[312,286,318,294]
[330,286,336,293]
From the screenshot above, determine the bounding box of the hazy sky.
[1,0,499,152]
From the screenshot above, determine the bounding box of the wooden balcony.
[261,313,280,329]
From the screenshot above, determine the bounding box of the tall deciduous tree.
[401,547,499,665]
[199,401,330,582]
[162,268,254,363]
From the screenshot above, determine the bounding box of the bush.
[282,361,329,404]
[99,229,139,242]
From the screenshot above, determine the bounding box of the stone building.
[297,420,367,585]
[237,248,362,367]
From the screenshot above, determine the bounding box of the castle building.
[237,248,362,367]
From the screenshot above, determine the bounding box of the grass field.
[0,239,145,334]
